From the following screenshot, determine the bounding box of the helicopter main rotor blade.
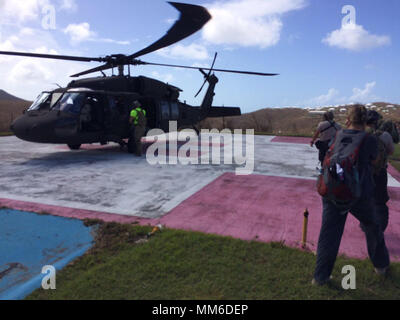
[69,2,212,78]
[140,61,279,77]
[70,63,113,78]
[128,2,211,60]
[0,51,103,62]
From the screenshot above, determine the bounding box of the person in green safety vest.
[128,100,147,156]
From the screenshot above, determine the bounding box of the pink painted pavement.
[156,173,400,261]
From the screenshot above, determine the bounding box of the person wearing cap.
[366,110,394,232]
[129,101,147,156]
[310,111,342,165]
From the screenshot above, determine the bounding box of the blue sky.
[0,0,398,113]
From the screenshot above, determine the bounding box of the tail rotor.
[195,52,218,98]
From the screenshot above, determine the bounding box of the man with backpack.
[367,110,395,232]
[313,105,390,285]
[310,111,342,165]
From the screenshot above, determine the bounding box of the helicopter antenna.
[52,83,62,88]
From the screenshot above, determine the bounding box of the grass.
[0,132,13,136]
[26,221,400,300]
[389,144,400,172]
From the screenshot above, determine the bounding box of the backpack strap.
[320,121,337,134]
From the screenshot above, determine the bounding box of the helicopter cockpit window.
[54,93,86,114]
[50,92,63,108]
[28,92,51,111]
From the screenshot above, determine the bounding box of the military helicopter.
[0,2,278,151]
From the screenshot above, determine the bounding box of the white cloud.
[59,0,77,12]
[308,88,339,105]
[97,38,131,46]
[0,27,89,100]
[202,0,307,48]
[158,43,209,60]
[305,82,379,107]
[63,22,130,45]
[323,23,391,51]
[64,22,95,44]
[350,81,377,102]
[9,59,54,82]
[164,18,175,25]
[151,71,174,83]
[0,0,51,23]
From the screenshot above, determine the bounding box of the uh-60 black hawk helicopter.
[1,2,278,152]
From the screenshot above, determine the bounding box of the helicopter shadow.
[20,145,132,167]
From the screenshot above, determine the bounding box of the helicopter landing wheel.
[119,141,127,151]
[127,136,136,154]
[68,144,81,150]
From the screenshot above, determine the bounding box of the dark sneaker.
[311,276,332,286]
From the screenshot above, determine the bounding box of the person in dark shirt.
[366,110,395,232]
[312,105,390,286]
[310,111,342,164]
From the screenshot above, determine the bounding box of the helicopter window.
[50,92,63,108]
[160,101,170,120]
[28,92,51,111]
[54,93,86,114]
[170,103,179,120]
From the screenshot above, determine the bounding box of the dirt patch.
[83,219,151,254]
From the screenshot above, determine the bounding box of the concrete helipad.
[1,134,400,262]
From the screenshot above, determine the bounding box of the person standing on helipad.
[129,101,147,156]
[366,110,394,232]
[313,105,390,286]
[310,111,341,165]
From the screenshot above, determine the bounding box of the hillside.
[0,90,32,132]
[0,89,30,102]
[200,102,400,137]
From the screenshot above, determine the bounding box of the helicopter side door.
[79,94,105,133]
[107,95,131,138]
[158,101,179,132]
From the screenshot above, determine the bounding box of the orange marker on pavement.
[302,209,309,249]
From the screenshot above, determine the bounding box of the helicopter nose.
[10,118,27,139]
[11,117,41,142]
[12,116,56,143]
